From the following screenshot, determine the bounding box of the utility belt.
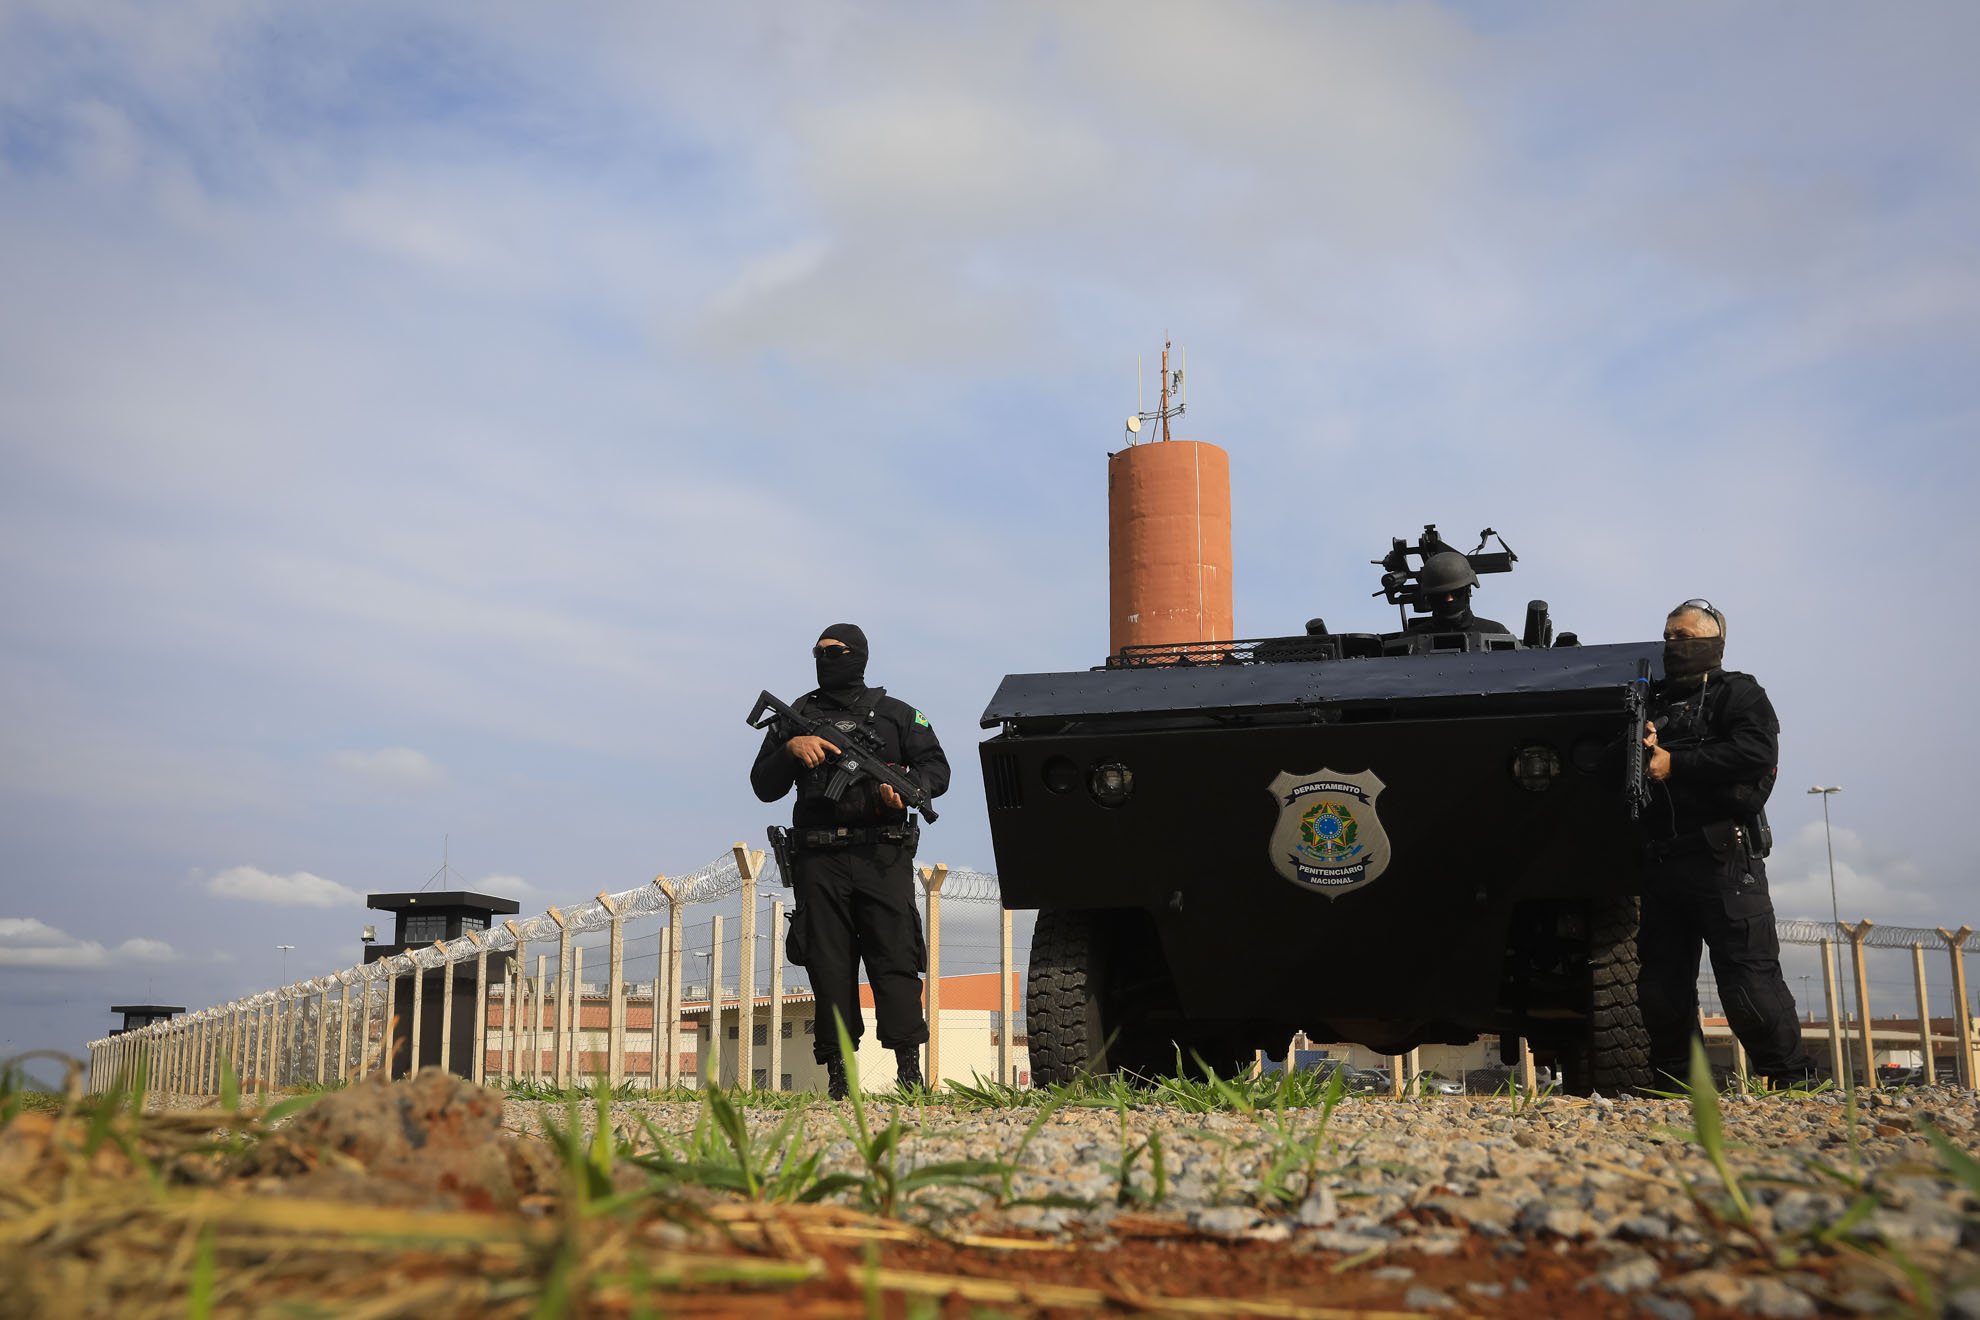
[794,823,918,850]
[1645,818,1750,864]
[767,823,918,885]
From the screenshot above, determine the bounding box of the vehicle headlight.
[1089,762,1135,808]
[1510,745,1561,792]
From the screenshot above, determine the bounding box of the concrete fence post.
[1913,943,1936,1085]
[269,993,284,1092]
[532,954,548,1084]
[338,977,353,1084]
[570,944,585,1083]
[1000,907,1015,1086]
[599,892,625,1090]
[1844,921,1876,1086]
[919,863,948,1089]
[708,913,725,1087]
[1938,926,1975,1088]
[259,1001,274,1096]
[438,941,456,1077]
[504,923,525,1084]
[735,844,763,1091]
[1390,1053,1406,1099]
[1519,1038,1538,1094]
[384,966,400,1081]
[468,931,488,1086]
[358,979,376,1081]
[768,897,785,1091]
[230,1003,245,1089]
[314,984,330,1086]
[286,984,300,1084]
[1819,936,1848,1091]
[546,907,569,1090]
[410,962,426,1079]
[659,877,682,1089]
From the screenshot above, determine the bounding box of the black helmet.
[1419,551,1478,594]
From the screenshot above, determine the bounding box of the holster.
[766,825,795,888]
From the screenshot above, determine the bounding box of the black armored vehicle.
[980,527,1658,1095]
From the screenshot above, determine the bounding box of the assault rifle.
[1625,658,1652,820]
[746,690,940,823]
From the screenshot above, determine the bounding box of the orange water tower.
[1108,341,1234,656]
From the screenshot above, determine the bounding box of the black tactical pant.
[788,842,927,1062]
[1637,851,1817,1081]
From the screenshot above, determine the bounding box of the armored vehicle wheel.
[1027,907,1206,1086]
[1562,895,1651,1095]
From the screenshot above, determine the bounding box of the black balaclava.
[1429,588,1475,628]
[1664,603,1727,685]
[815,623,869,697]
[1663,635,1724,683]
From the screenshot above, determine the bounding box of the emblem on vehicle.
[1266,768,1392,897]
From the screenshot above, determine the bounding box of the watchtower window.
[403,914,447,944]
[461,915,487,933]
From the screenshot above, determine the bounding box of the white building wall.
[682,1000,1028,1092]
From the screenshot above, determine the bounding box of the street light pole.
[276,944,296,983]
[1808,785,1849,1081]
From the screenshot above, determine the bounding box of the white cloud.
[478,873,538,901]
[331,746,446,790]
[206,866,360,909]
[1768,821,1938,927]
[0,916,178,970]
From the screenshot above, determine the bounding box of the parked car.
[1461,1063,1561,1095]
[1411,1070,1465,1096]
[1351,1067,1392,1093]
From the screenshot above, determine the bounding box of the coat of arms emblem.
[1266,768,1393,897]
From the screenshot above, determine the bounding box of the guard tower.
[109,1004,185,1036]
[363,890,519,1079]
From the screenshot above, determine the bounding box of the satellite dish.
[1125,416,1142,434]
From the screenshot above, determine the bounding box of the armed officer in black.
[1403,551,1513,643]
[750,624,949,1098]
[1637,600,1818,1088]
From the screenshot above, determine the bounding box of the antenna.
[1126,335,1188,444]
[421,834,466,892]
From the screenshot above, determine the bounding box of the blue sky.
[2,2,1975,1067]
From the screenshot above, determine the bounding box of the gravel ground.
[507,1084,1980,1315]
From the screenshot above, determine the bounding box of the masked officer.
[750,624,949,1098]
[1406,551,1513,641]
[1637,599,1819,1088]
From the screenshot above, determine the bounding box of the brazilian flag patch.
[914,710,931,727]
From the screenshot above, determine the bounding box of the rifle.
[746,690,940,823]
[1625,658,1652,820]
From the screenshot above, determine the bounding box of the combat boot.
[894,1047,923,1092]
[824,1055,850,1101]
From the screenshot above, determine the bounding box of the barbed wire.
[1777,920,1980,952]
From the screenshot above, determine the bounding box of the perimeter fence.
[85,854,1980,1097]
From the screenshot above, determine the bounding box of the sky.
[2,2,1975,1072]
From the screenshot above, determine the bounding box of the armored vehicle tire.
[1563,895,1651,1095]
[1027,907,1246,1086]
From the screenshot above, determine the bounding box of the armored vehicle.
[980,527,1658,1095]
